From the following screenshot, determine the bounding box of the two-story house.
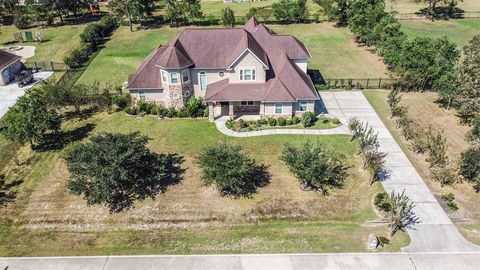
[127,17,320,121]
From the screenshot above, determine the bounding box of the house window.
[171,72,179,84]
[275,103,282,114]
[218,71,225,77]
[161,71,168,83]
[247,101,254,105]
[173,93,180,100]
[299,101,307,112]
[240,69,255,81]
[182,70,189,82]
[139,90,146,101]
[241,101,247,106]
[199,72,207,92]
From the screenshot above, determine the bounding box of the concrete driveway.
[319,91,480,252]
[0,71,53,118]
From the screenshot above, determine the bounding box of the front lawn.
[0,112,409,256]
[0,24,87,63]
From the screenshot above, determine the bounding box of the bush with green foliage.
[267,117,277,126]
[183,96,207,117]
[124,107,137,115]
[374,192,392,213]
[67,132,183,213]
[441,192,459,211]
[291,116,300,125]
[459,146,480,191]
[456,35,480,123]
[426,129,448,168]
[196,142,270,197]
[112,94,131,109]
[277,117,287,126]
[431,166,458,187]
[281,140,349,194]
[301,111,316,127]
[64,47,89,68]
[221,7,236,27]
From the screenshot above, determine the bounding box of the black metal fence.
[320,78,398,90]
[25,61,69,72]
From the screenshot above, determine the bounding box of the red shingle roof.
[128,18,318,103]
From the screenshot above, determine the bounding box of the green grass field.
[0,24,86,63]
[401,19,480,47]
[0,112,409,256]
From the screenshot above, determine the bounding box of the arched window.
[199,72,207,92]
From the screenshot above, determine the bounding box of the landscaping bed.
[225,113,341,132]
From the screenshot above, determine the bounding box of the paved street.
[0,71,53,118]
[319,91,479,252]
[2,252,480,270]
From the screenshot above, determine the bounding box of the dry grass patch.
[363,89,480,245]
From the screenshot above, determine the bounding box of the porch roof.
[205,79,267,102]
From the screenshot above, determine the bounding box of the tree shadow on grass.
[35,123,96,152]
[158,153,186,190]
[418,7,465,20]
[0,175,24,207]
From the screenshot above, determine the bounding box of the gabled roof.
[0,49,21,70]
[226,30,269,69]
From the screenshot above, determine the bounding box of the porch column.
[260,103,265,118]
[208,102,214,122]
[229,102,234,117]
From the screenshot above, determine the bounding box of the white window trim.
[274,103,283,115]
[184,90,190,97]
[161,70,168,84]
[138,90,146,100]
[218,71,225,78]
[171,72,179,84]
[298,101,307,112]
[199,71,207,92]
[240,68,256,81]
[182,70,189,83]
[173,93,180,100]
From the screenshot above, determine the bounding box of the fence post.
[366,78,370,89]
[378,78,382,89]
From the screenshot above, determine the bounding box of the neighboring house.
[128,17,320,121]
[0,49,23,86]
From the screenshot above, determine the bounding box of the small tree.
[302,111,316,127]
[221,7,235,27]
[457,35,480,123]
[431,166,458,187]
[2,89,61,148]
[387,190,420,236]
[364,150,387,185]
[357,126,379,155]
[196,142,269,197]
[67,132,183,212]
[387,89,406,117]
[467,114,480,143]
[459,146,480,191]
[281,140,349,194]
[348,117,365,141]
[426,129,448,168]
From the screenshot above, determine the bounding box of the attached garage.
[0,49,23,86]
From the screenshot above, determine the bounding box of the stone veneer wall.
[163,82,193,109]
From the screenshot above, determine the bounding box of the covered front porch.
[208,101,262,121]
